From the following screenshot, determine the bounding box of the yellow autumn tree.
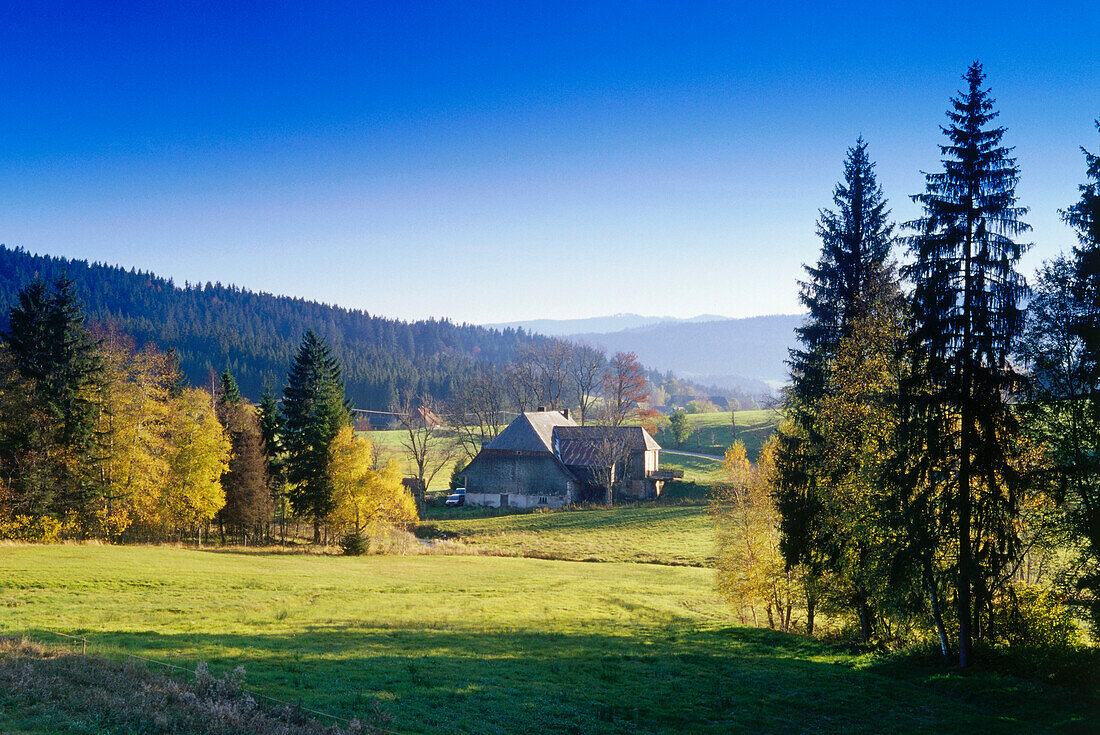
[92,338,176,539]
[162,387,230,543]
[711,437,802,631]
[328,425,417,554]
[813,283,906,641]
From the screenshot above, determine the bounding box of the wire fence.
[26,627,403,732]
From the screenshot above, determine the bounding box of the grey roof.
[551,425,662,468]
[553,425,661,454]
[486,410,577,452]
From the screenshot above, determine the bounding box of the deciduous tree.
[712,438,802,631]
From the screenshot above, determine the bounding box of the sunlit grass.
[655,408,782,459]
[423,504,715,566]
[0,545,1093,734]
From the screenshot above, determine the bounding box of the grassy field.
[1,545,1095,734]
[654,409,782,460]
[360,428,464,493]
[422,504,714,566]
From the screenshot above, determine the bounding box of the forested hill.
[0,246,542,408]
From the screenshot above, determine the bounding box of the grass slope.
[1,546,1093,734]
[423,505,714,566]
[654,409,782,460]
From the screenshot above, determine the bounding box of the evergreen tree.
[774,138,894,634]
[258,384,288,542]
[1061,121,1100,385]
[218,370,242,406]
[218,404,272,543]
[281,330,349,543]
[1055,123,1100,628]
[2,276,101,518]
[901,62,1030,667]
[214,370,272,543]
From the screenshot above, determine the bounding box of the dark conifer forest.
[0,245,542,408]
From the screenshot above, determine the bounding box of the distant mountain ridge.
[484,313,730,337]
[568,314,803,393]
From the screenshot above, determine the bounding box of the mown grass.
[422,504,715,566]
[1,545,1095,734]
[654,408,782,459]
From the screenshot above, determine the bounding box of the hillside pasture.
[0,545,1094,734]
[422,504,715,566]
[654,408,782,460]
[358,428,464,494]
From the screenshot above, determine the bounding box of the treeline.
[0,246,544,409]
[0,278,416,547]
[713,63,1100,667]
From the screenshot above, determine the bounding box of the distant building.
[461,409,679,508]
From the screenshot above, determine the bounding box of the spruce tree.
[281,330,349,543]
[258,384,288,542]
[1057,122,1100,627]
[218,370,242,406]
[901,62,1030,667]
[1061,120,1100,385]
[775,138,894,634]
[3,276,101,518]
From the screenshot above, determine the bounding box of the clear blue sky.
[1,2,1096,323]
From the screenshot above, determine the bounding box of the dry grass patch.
[0,637,378,734]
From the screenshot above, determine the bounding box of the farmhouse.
[462,408,678,508]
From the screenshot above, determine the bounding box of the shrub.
[340,532,367,556]
[993,583,1081,649]
[0,514,81,542]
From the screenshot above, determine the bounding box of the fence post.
[82,637,87,656]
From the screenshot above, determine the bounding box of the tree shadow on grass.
[12,624,1094,735]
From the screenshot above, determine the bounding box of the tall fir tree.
[1056,121,1100,627]
[775,137,894,634]
[218,370,242,406]
[901,62,1030,667]
[1061,120,1100,385]
[281,330,349,543]
[258,384,288,542]
[2,275,101,519]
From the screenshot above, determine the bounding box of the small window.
[538,496,548,505]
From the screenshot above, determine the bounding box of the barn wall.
[464,450,576,507]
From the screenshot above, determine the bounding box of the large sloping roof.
[486,410,577,452]
[552,425,661,467]
[554,425,660,451]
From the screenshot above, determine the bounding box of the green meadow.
[1,544,1094,734]
[654,408,783,460]
[423,504,714,566]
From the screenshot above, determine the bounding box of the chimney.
[537,405,545,412]
[561,408,570,420]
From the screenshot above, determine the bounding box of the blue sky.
[1,2,1097,323]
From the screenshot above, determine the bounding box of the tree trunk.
[806,593,816,636]
[959,407,973,668]
[927,565,950,661]
[857,596,873,643]
[313,520,321,545]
